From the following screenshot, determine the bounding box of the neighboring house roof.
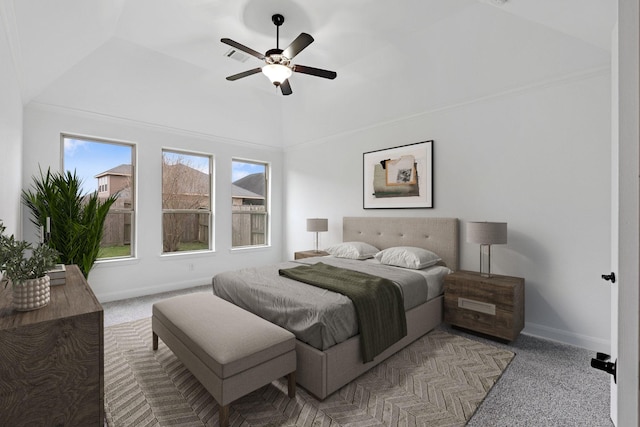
[95,164,132,178]
[233,173,265,197]
[232,184,262,199]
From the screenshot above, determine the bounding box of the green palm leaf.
[22,167,118,278]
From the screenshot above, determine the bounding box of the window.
[63,135,135,259]
[162,150,212,253]
[98,176,108,193]
[232,159,268,248]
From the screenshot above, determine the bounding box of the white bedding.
[212,256,450,350]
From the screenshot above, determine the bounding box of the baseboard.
[523,322,610,353]
[96,278,210,303]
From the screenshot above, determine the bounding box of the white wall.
[22,104,284,302]
[280,3,610,149]
[284,71,611,351]
[0,8,23,235]
[32,38,285,149]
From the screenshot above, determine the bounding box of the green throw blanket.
[279,262,407,363]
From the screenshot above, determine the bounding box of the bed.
[212,216,459,399]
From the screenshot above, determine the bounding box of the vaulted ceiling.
[1,0,616,147]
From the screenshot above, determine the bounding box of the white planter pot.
[12,275,51,311]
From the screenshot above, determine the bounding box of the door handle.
[601,272,616,283]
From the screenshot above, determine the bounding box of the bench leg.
[287,371,296,398]
[219,404,229,427]
[153,332,158,350]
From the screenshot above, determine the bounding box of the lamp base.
[479,244,493,278]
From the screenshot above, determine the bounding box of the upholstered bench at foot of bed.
[152,293,296,427]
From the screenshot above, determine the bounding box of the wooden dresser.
[0,265,104,426]
[444,270,524,341]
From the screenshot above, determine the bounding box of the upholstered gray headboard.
[342,217,459,270]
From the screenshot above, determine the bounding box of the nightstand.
[294,250,329,260]
[444,270,524,341]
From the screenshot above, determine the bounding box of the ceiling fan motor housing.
[265,49,290,66]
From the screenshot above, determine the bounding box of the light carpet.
[104,318,514,426]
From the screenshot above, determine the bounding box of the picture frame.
[363,140,433,209]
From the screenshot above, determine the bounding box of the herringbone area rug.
[104,318,514,426]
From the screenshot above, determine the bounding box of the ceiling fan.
[221,14,337,96]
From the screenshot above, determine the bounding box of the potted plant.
[21,167,117,278]
[0,221,59,311]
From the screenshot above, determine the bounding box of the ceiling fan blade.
[221,38,265,60]
[226,68,262,81]
[293,64,337,80]
[282,33,314,59]
[280,79,292,95]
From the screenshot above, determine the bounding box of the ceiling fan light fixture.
[262,63,292,86]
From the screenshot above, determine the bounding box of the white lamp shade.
[466,221,507,244]
[306,218,328,232]
[262,64,292,85]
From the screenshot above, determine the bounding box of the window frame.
[161,148,214,255]
[61,133,137,261]
[231,158,270,249]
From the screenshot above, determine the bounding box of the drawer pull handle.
[458,297,496,315]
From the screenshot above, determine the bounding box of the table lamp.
[466,221,507,277]
[306,218,328,253]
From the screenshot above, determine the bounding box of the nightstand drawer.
[444,297,518,340]
[294,250,329,260]
[444,270,524,341]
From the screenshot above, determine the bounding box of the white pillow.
[374,246,441,269]
[325,242,380,260]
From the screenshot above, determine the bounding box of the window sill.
[93,257,140,268]
[160,250,216,260]
[229,245,271,254]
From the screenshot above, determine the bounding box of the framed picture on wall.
[363,140,433,209]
